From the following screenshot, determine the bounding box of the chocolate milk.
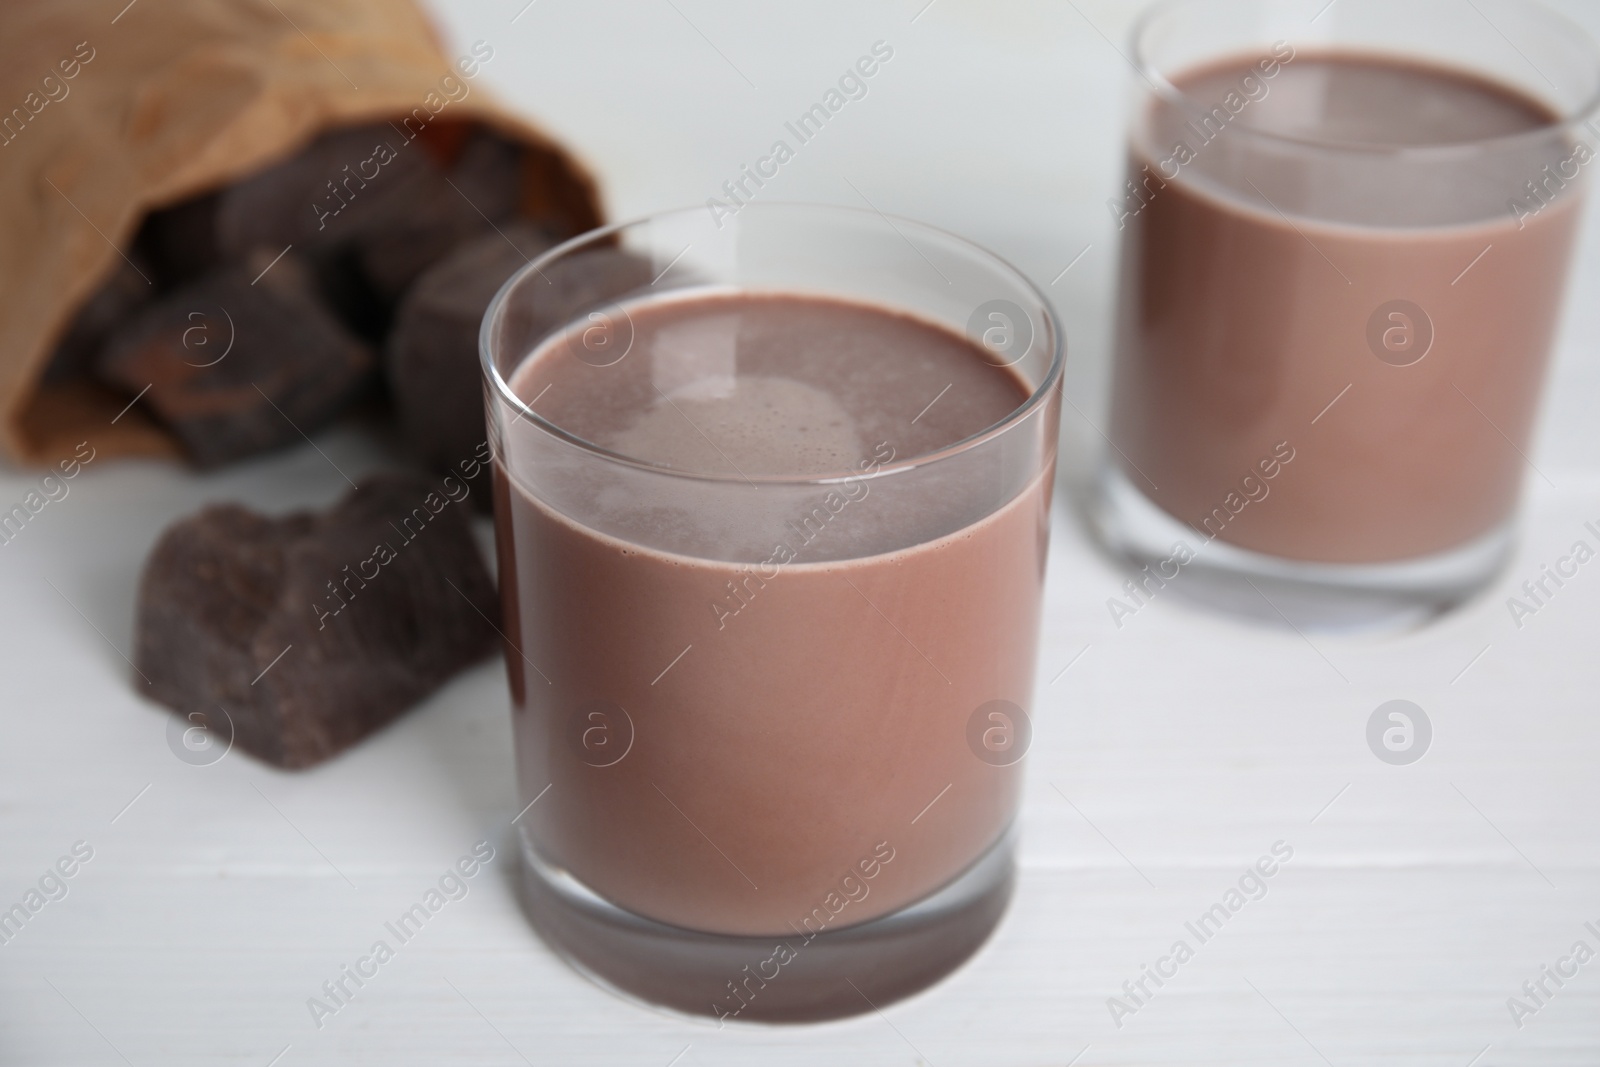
[495,293,1050,936]
[1110,53,1584,563]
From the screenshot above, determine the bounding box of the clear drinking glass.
[481,203,1063,1022]
[1093,0,1600,628]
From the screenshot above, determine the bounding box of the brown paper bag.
[0,0,603,466]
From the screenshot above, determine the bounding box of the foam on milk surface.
[609,374,865,477]
[501,291,1037,563]
[511,291,1028,478]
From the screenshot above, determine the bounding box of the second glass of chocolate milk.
[483,204,1063,1022]
[1095,0,1600,628]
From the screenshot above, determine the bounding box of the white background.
[2,0,1598,1063]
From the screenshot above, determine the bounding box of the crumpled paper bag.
[0,0,602,465]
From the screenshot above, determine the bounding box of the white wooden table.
[3,1,1598,1063]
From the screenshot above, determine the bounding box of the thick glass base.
[1088,462,1514,632]
[515,824,1015,1024]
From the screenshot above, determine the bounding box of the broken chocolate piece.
[94,249,374,468]
[214,123,435,256]
[135,472,500,769]
[385,223,563,498]
[43,255,155,384]
[447,128,526,220]
[388,233,656,502]
[354,128,527,302]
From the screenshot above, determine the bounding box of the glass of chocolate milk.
[481,203,1062,1021]
[1094,0,1600,627]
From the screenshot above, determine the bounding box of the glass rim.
[1130,0,1600,159]
[479,201,1066,487]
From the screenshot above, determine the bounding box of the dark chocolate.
[354,128,527,302]
[94,250,374,467]
[135,472,500,769]
[385,223,560,499]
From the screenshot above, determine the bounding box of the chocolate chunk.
[386,223,561,498]
[354,129,526,302]
[43,255,155,384]
[387,234,656,500]
[94,249,374,468]
[215,123,435,256]
[496,241,660,342]
[135,472,500,769]
[448,129,526,220]
[216,125,529,305]
[352,196,482,305]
